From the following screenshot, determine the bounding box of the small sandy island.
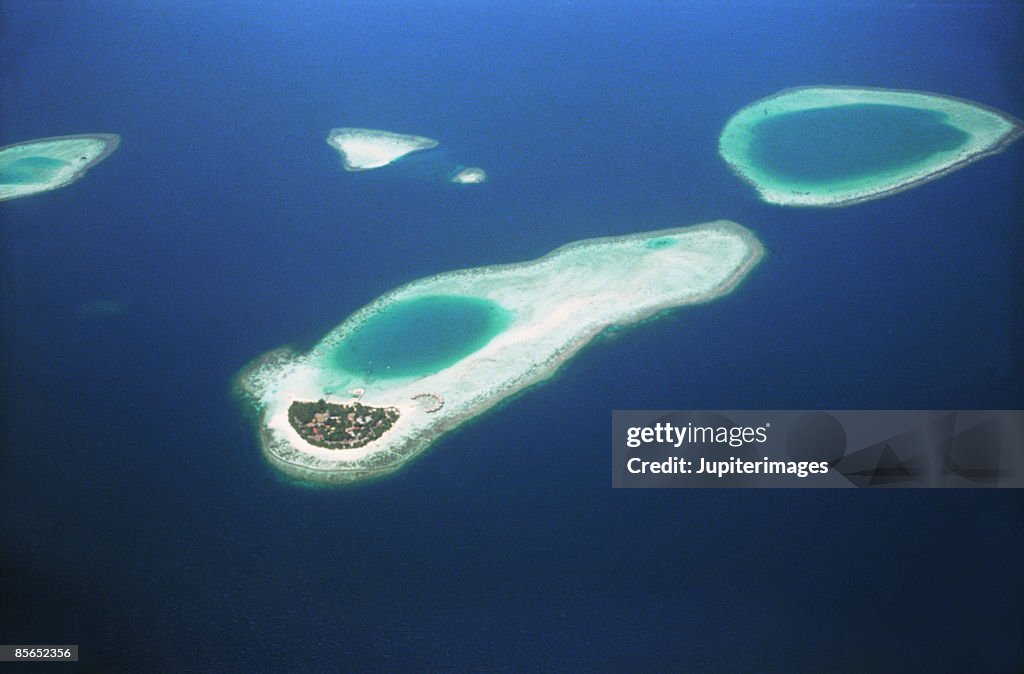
[719,86,1023,207]
[449,167,487,184]
[236,221,763,484]
[326,128,487,183]
[326,128,439,171]
[0,134,120,201]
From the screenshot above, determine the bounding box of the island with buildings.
[236,221,763,484]
[719,86,1023,207]
[289,399,400,449]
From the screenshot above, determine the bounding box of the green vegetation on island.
[288,399,399,450]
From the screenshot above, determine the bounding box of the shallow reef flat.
[719,86,1023,207]
[0,134,120,201]
[236,221,763,484]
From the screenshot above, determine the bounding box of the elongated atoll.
[0,134,120,201]
[327,128,439,171]
[235,221,763,484]
[719,86,1023,207]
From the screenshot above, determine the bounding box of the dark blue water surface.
[2,1,1022,672]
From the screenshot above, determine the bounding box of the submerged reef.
[0,134,120,201]
[236,221,763,484]
[719,86,1023,207]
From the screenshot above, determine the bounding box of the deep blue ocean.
[2,1,1022,671]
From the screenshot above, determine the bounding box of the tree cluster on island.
[288,398,399,449]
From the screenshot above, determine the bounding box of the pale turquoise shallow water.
[747,103,969,182]
[0,155,68,185]
[330,295,512,379]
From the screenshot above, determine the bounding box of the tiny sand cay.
[719,86,1023,207]
[237,221,763,484]
[327,127,486,184]
[0,134,120,201]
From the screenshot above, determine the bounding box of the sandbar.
[719,86,1023,207]
[326,128,439,171]
[450,167,487,184]
[0,134,120,201]
[236,221,763,484]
